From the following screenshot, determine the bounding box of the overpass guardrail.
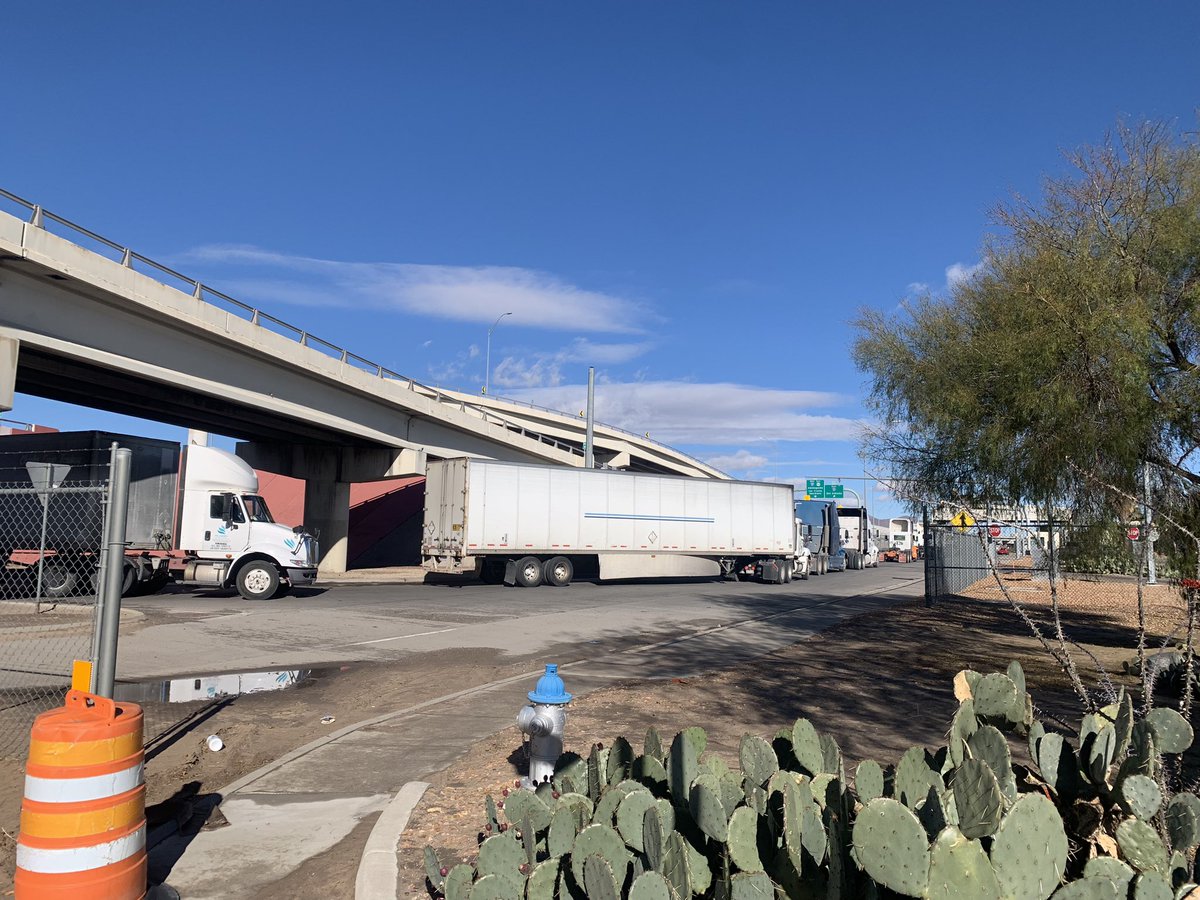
[0,188,589,460]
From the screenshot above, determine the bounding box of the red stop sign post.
[1127,525,1141,542]
[988,524,1001,538]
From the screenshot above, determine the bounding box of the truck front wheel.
[237,562,281,601]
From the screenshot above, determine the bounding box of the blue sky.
[3,2,1199,517]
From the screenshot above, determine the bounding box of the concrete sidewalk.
[145,580,919,899]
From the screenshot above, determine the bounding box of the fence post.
[922,504,933,607]
[94,447,131,698]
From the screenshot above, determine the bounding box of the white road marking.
[348,627,457,646]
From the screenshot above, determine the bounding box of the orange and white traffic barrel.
[15,690,147,899]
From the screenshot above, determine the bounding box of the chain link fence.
[0,445,111,757]
[923,510,1191,688]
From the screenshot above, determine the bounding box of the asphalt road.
[115,566,926,680]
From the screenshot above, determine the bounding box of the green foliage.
[852,121,1200,556]
[424,661,1200,898]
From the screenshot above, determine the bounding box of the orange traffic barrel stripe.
[16,690,147,900]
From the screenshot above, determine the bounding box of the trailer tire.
[237,562,281,600]
[515,556,543,588]
[782,561,793,583]
[42,562,78,598]
[543,556,573,587]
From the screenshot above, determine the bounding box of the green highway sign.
[802,480,843,499]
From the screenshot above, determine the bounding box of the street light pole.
[484,311,512,396]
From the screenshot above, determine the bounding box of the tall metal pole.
[1144,463,1157,585]
[94,447,131,698]
[484,311,512,396]
[33,490,50,614]
[584,367,596,469]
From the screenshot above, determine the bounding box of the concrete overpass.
[0,189,723,571]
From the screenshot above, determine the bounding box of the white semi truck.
[422,459,807,586]
[0,431,319,600]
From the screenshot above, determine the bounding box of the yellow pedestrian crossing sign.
[949,510,976,530]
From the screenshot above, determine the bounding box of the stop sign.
[1127,525,1141,542]
[988,525,1001,538]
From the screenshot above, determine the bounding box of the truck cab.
[794,499,845,575]
[177,445,319,599]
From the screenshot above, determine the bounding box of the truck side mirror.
[220,493,234,528]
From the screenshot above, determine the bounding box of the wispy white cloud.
[183,244,656,334]
[945,261,984,289]
[705,449,769,472]
[490,339,654,389]
[502,381,861,445]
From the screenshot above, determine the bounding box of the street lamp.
[484,311,512,396]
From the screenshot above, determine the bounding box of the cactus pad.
[668,731,698,808]
[727,806,765,873]
[895,746,944,808]
[644,726,664,761]
[594,785,624,827]
[851,797,930,897]
[949,698,979,767]
[424,846,446,891]
[444,863,474,900]
[504,789,551,833]
[570,824,630,889]
[607,736,635,785]
[729,871,774,899]
[792,717,826,776]
[1048,876,1124,898]
[1034,732,1081,801]
[925,825,1001,900]
[583,853,620,900]
[1116,817,1168,874]
[629,870,672,900]
[1130,873,1174,900]
[555,792,594,830]
[782,778,805,876]
[973,672,1020,721]
[819,732,843,779]
[1082,856,1134,887]
[739,733,779,787]
[952,758,1003,840]
[990,793,1067,900]
[1145,707,1194,755]
[524,858,560,900]
[1166,792,1200,852]
[616,789,657,852]
[967,725,1015,800]
[689,777,729,842]
[1120,774,1163,821]
[681,834,712,894]
[661,832,691,900]
[467,873,521,900]
[476,833,525,886]
[642,805,666,872]
[632,753,668,788]
[547,805,577,858]
[855,759,885,802]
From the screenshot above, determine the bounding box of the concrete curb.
[355,781,430,900]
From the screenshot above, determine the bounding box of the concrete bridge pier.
[0,335,16,412]
[237,441,429,576]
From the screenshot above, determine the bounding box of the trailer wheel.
[237,562,281,600]
[543,556,573,587]
[42,562,78,598]
[782,561,793,583]
[515,556,543,588]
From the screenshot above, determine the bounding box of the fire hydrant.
[516,663,572,789]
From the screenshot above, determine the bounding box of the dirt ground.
[397,572,1190,897]
[0,570,1187,898]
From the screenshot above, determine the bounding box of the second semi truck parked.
[422,459,809,585]
[0,431,319,600]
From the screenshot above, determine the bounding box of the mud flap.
[760,559,782,583]
[504,559,518,586]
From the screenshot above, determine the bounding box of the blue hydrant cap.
[528,663,572,704]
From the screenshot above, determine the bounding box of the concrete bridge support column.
[305,478,351,576]
[0,335,16,412]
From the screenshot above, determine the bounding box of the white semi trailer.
[422,459,805,586]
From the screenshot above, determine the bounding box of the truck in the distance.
[794,498,846,575]
[0,431,319,600]
[835,503,877,569]
[422,459,806,586]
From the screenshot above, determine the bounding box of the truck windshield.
[241,495,275,523]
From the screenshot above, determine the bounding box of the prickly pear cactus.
[632,753,668,789]
[851,797,930,897]
[1033,732,1080,801]
[966,725,1015,800]
[727,806,764,873]
[668,730,698,807]
[466,872,521,900]
[855,759,885,802]
[894,746,943,809]
[689,776,729,842]
[476,832,525,886]
[950,758,1002,840]
[739,733,779,786]
[1116,817,1168,874]
[524,858,559,900]
[570,824,630,889]
[990,794,1067,900]
[583,853,620,900]
[615,789,657,852]
[972,672,1019,722]
[1166,792,1200,852]
[729,870,774,899]
[791,718,826,777]
[1145,707,1193,754]
[504,788,550,832]
[925,825,1001,900]
[443,863,474,900]
[644,726,663,760]
[1119,774,1163,821]
[607,736,635,784]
